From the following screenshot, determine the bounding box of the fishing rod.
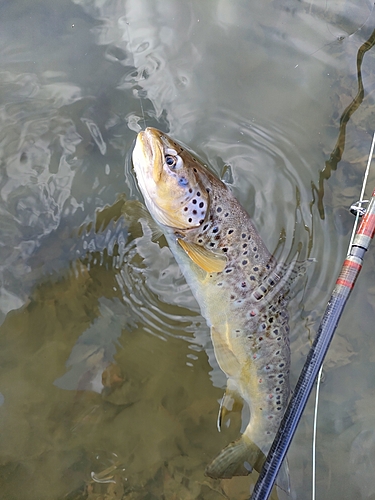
[251,168,375,499]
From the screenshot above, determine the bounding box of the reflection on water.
[1,0,375,498]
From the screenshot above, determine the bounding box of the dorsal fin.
[177,239,227,273]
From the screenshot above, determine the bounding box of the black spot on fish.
[259,337,263,342]
[230,294,235,300]
[228,229,234,235]
[209,242,215,247]
[192,199,197,204]
[242,233,246,238]
[217,207,222,213]
[242,260,248,265]
[203,224,208,231]
[222,248,228,253]
[277,407,282,411]
[188,218,192,222]
[278,374,283,378]
[184,207,188,211]
[279,363,285,368]
[250,275,255,281]
[193,168,197,172]
[255,254,259,259]
[199,201,204,208]
[243,243,247,248]
[224,212,229,217]
[198,239,202,243]
[212,227,218,233]
[253,266,259,272]
[241,282,246,288]
[269,317,274,324]
[197,191,201,196]
[217,282,223,286]
[226,268,233,273]
[206,188,210,193]
[199,219,204,224]
[192,210,197,215]
[243,251,248,255]
[253,247,257,252]
[275,387,281,392]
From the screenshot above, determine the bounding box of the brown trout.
[132,127,295,488]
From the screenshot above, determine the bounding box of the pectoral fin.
[177,239,227,273]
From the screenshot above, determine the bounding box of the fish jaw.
[132,127,210,230]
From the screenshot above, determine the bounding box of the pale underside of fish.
[132,127,299,492]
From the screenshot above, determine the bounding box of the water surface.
[1,1,375,498]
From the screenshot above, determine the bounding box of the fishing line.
[304,1,375,63]
[125,20,147,131]
[311,130,375,500]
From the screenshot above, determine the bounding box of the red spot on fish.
[250,311,256,317]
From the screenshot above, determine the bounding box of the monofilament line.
[125,20,147,130]
[311,130,375,500]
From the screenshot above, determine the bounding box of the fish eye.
[165,155,177,168]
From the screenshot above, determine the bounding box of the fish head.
[132,127,209,230]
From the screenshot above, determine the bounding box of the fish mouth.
[132,128,183,229]
[135,127,165,183]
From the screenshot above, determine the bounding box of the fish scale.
[132,127,295,490]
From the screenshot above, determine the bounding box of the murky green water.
[1,0,375,498]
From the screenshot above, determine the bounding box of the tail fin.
[205,436,265,479]
[205,436,290,494]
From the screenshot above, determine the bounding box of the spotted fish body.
[132,128,292,487]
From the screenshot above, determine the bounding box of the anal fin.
[217,385,244,432]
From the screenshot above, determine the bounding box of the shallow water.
[1,0,375,498]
